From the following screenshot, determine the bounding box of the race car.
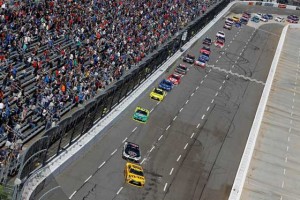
[203,37,212,46]
[260,15,268,22]
[223,22,232,30]
[216,31,225,39]
[194,60,206,68]
[183,53,195,63]
[168,73,181,85]
[232,16,239,23]
[122,142,141,162]
[124,162,145,187]
[158,79,173,91]
[215,38,225,48]
[242,12,251,19]
[133,107,150,123]
[287,18,298,23]
[264,14,273,20]
[225,18,234,25]
[251,16,260,23]
[150,87,165,101]
[175,64,188,75]
[199,53,209,62]
[200,46,211,55]
[240,17,249,25]
[275,16,285,22]
[287,15,299,21]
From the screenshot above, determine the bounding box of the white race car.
[275,16,285,22]
[216,31,225,38]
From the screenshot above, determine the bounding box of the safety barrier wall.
[16,1,233,199]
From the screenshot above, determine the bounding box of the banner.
[264,3,274,7]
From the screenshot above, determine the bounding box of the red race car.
[287,18,298,23]
[194,60,206,68]
[200,46,211,55]
[215,38,225,48]
[168,73,181,85]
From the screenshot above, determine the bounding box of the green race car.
[133,107,150,123]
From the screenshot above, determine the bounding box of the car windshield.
[178,65,187,70]
[154,88,164,95]
[203,46,210,50]
[171,75,179,80]
[125,144,140,157]
[204,38,211,42]
[130,168,144,176]
[136,109,147,116]
[202,53,209,57]
[163,80,172,86]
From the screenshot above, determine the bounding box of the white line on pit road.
[200,80,204,84]
[122,137,127,143]
[166,125,171,130]
[219,86,222,90]
[111,149,117,156]
[201,114,205,120]
[69,191,77,199]
[158,135,163,141]
[116,187,123,195]
[219,55,221,59]
[150,146,155,152]
[173,116,177,121]
[84,175,92,183]
[191,93,194,97]
[141,158,146,164]
[157,101,160,105]
[209,69,211,72]
[177,155,181,162]
[211,99,214,103]
[184,143,188,150]
[215,92,218,96]
[207,106,210,111]
[98,161,106,169]
[205,74,208,78]
[164,183,168,191]
[223,80,226,84]
[196,86,199,90]
[287,146,289,151]
[191,132,195,138]
[186,100,189,104]
[197,123,200,128]
[150,108,154,113]
[132,127,137,132]
[216,60,219,63]
[169,168,174,175]
[179,108,183,112]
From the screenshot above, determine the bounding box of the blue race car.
[200,53,209,62]
[158,79,174,91]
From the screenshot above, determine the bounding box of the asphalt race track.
[35,5,299,200]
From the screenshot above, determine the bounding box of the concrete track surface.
[34,5,299,200]
[240,27,300,200]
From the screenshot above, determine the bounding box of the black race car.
[203,37,212,46]
[122,142,141,162]
[183,53,195,64]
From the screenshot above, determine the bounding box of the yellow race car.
[150,87,166,101]
[232,16,240,23]
[124,162,145,187]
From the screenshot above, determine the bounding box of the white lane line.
[284,168,286,175]
[219,55,222,59]
[184,143,188,150]
[185,100,189,104]
[207,106,210,111]
[169,168,174,175]
[205,74,208,78]
[244,45,247,49]
[290,120,293,124]
[122,137,128,143]
[225,48,227,51]
[111,149,117,156]
[179,108,183,112]
[230,41,232,43]
[150,146,155,152]
[219,85,222,90]
[235,61,238,64]
[215,92,218,96]
[240,52,243,56]
[282,181,285,188]
[116,187,123,195]
[216,60,219,63]
[84,175,92,183]
[190,132,195,138]
[226,74,229,79]
[211,99,214,103]
[164,183,168,191]
[141,158,146,164]
[227,44,230,47]
[200,80,204,84]
[287,146,289,151]
[191,93,194,97]
[197,123,201,128]
[177,155,181,162]
[201,114,205,120]
[150,108,154,113]
[166,125,171,130]
[173,116,177,121]
[285,157,288,162]
[209,69,211,72]
[69,191,77,199]
[98,161,106,169]
[157,101,160,105]
[158,135,163,141]
[132,127,137,132]
[223,80,226,84]
[288,137,290,142]
[196,86,199,90]
[294,92,296,96]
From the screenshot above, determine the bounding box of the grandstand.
[0,0,214,186]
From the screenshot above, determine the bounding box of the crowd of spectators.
[0,0,211,167]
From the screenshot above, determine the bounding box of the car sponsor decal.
[129,151,137,157]
[248,2,254,5]
[256,2,262,6]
